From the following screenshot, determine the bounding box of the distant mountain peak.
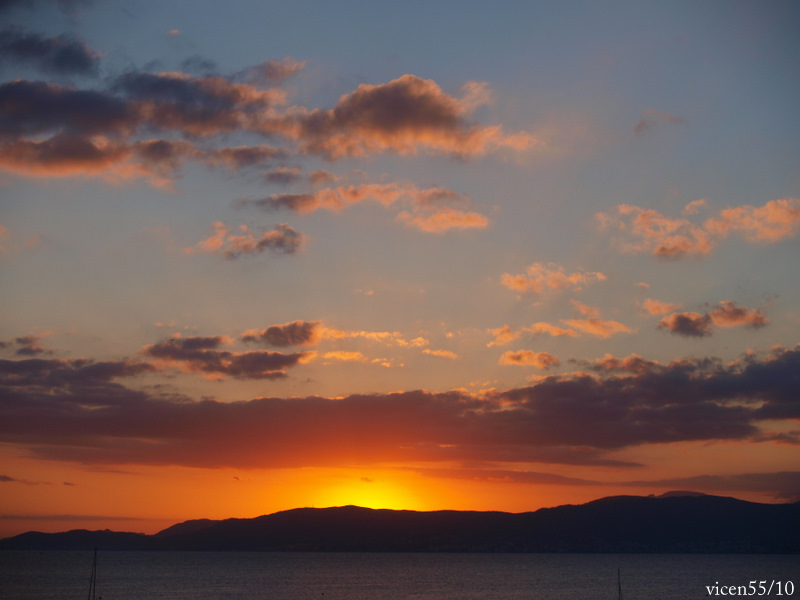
[655,490,711,498]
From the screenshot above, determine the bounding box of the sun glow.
[310,470,426,511]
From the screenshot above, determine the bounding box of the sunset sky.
[1,0,799,539]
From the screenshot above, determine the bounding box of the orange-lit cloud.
[261,74,539,159]
[318,326,429,349]
[658,301,768,337]
[396,207,489,233]
[640,298,681,316]
[185,222,302,259]
[323,350,367,363]
[708,301,769,329]
[570,300,599,318]
[246,182,489,234]
[423,348,460,360]
[561,317,633,339]
[1,57,535,191]
[704,198,800,244]
[598,198,800,258]
[596,204,713,258]
[487,321,584,347]
[501,262,606,295]
[499,350,560,369]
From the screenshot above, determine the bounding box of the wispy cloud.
[499,350,560,369]
[597,198,800,259]
[501,262,606,295]
[633,109,689,135]
[185,222,302,259]
[243,182,490,234]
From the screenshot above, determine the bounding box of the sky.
[1,0,799,538]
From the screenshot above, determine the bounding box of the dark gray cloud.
[0,28,99,75]
[141,335,308,379]
[0,80,135,138]
[1,345,798,471]
[0,335,51,356]
[242,320,320,347]
[658,312,712,337]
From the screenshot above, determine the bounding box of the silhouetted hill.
[0,529,151,551]
[2,493,798,553]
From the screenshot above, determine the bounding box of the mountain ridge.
[2,493,798,553]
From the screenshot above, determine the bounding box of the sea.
[0,551,797,600]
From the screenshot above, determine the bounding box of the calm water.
[1,551,797,600]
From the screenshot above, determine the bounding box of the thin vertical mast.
[87,548,97,600]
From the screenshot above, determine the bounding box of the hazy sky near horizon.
[1,0,799,537]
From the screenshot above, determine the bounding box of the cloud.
[658,302,768,337]
[704,198,800,244]
[487,322,583,347]
[204,145,288,170]
[395,207,488,233]
[423,348,460,360]
[597,198,800,259]
[185,222,302,259]
[0,28,100,75]
[264,74,538,159]
[323,351,367,363]
[246,182,489,233]
[708,301,768,329]
[682,198,707,215]
[486,325,519,347]
[242,320,321,347]
[0,0,94,15]
[317,326,429,349]
[657,312,712,337]
[3,344,799,469]
[0,334,52,356]
[0,80,136,138]
[596,204,712,259]
[640,298,681,316]
[560,318,633,339]
[141,335,309,380]
[235,57,306,85]
[499,350,560,369]
[265,166,303,185]
[634,109,689,134]
[501,262,606,295]
[113,70,287,137]
[578,353,661,375]
[1,66,534,185]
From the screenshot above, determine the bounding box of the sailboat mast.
[87,548,97,600]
